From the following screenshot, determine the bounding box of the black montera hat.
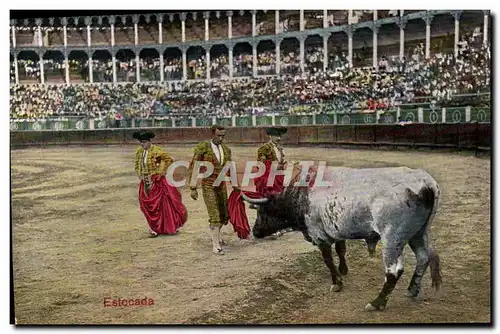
[266,127,288,136]
[133,130,155,141]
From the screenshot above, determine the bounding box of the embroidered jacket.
[257,141,285,163]
[187,140,232,188]
[134,145,174,177]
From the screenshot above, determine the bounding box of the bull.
[242,166,442,311]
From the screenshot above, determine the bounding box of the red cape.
[227,163,317,239]
[139,175,188,235]
[228,190,265,239]
[253,160,285,197]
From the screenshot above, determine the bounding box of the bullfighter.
[253,126,290,236]
[134,130,188,237]
[187,124,239,255]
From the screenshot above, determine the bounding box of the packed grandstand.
[9,10,490,127]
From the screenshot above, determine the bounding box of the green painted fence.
[10,107,491,131]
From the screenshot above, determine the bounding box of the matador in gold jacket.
[187,125,239,255]
[254,127,290,236]
[134,130,187,237]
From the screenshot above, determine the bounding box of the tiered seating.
[232,13,252,38]
[304,10,324,30]
[162,21,182,43]
[328,10,348,26]
[15,29,36,46]
[48,30,64,47]
[138,25,158,44]
[66,27,87,46]
[184,18,204,42]
[279,10,300,32]
[256,11,276,36]
[114,26,134,45]
[352,10,374,23]
[209,17,228,40]
[91,28,111,46]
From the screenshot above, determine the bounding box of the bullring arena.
[10,8,491,325]
[11,127,490,324]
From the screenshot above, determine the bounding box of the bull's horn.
[241,192,269,204]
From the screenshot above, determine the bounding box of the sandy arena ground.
[11,145,490,324]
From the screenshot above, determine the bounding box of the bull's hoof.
[212,248,225,255]
[405,286,419,298]
[339,263,348,276]
[330,283,343,292]
[365,303,386,311]
[365,296,388,311]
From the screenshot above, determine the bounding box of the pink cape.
[139,175,188,235]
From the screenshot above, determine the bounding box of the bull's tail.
[408,177,442,291]
[421,179,442,291]
[428,247,442,291]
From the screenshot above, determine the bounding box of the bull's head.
[241,188,310,239]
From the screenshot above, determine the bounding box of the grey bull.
[242,166,442,311]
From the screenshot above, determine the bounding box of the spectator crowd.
[10,33,490,121]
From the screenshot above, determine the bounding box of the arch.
[90,16,111,46]
[101,16,111,26]
[163,48,182,81]
[138,15,159,44]
[115,49,136,82]
[114,15,134,46]
[115,15,133,26]
[186,45,206,79]
[52,17,63,26]
[209,11,229,40]
[184,12,204,42]
[305,34,323,46]
[15,23,38,47]
[17,50,40,84]
[40,17,51,27]
[68,50,89,84]
[233,42,252,77]
[139,48,161,82]
[148,13,156,24]
[42,50,65,84]
[257,40,275,75]
[46,17,64,47]
[280,37,299,75]
[92,49,113,83]
[162,14,182,44]
[210,44,229,79]
[66,17,87,46]
[304,34,324,73]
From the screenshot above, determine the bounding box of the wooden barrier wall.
[10,124,492,150]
